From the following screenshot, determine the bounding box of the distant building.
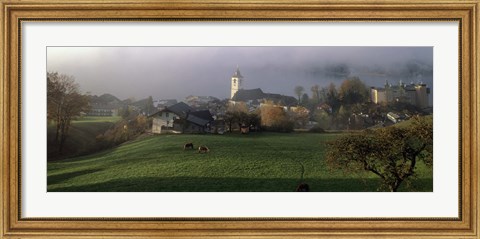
[414,84,430,109]
[232,88,297,108]
[231,88,263,102]
[230,66,297,110]
[370,80,430,108]
[149,102,190,133]
[370,88,388,104]
[228,66,297,108]
[230,66,243,99]
[87,93,122,117]
[154,99,177,108]
[186,95,220,108]
[173,110,214,134]
[149,102,214,134]
[87,103,119,117]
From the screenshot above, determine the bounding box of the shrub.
[95,115,151,150]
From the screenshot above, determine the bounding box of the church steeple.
[233,65,243,78]
[231,66,244,99]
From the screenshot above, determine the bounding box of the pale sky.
[47,47,433,101]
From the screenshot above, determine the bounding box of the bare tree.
[310,84,320,104]
[225,102,248,132]
[145,96,154,115]
[47,72,90,153]
[294,86,305,104]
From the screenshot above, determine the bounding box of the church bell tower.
[230,66,243,99]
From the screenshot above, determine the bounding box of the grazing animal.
[198,145,210,153]
[184,143,194,150]
[295,183,310,192]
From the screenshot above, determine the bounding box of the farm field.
[47,132,433,192]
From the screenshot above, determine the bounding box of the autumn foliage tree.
[260,103,293,132]
[47,72,90,153]
[338,76,369,105]
[326,116,433,192]
[289,106,310,128]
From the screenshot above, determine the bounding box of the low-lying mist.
[47,46,433,100]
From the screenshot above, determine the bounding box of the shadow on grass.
[48,169,104,185]
[47,176,432,192]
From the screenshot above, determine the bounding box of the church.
[229,67,297,107]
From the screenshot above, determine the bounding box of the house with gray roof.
[149,102,213,134]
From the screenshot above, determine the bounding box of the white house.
[149,102,214,134]
[149,102,192,134]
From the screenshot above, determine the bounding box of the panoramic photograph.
[47,46,433,192]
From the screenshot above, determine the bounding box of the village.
[86,66,432,135]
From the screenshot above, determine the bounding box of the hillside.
[47,132,433,192]
[47,116,121,160]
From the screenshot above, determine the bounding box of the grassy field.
[47,116,121,160]
[74,116,122,123]
[47,132,433,192]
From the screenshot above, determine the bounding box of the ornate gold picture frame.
[1,0,478,238]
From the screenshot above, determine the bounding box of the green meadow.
[47,132,433,192]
